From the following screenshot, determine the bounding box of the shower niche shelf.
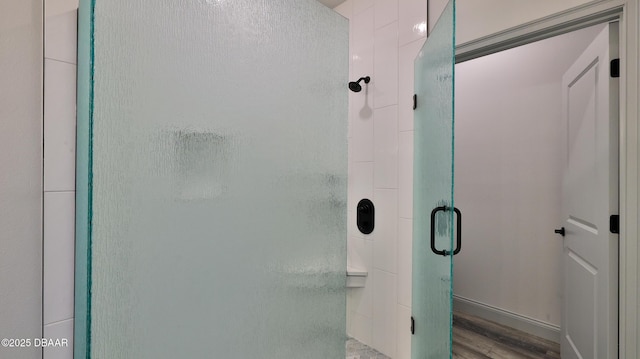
[346,267,368,288]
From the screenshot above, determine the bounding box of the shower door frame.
[453,0,637,357]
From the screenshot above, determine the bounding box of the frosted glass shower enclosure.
[75,0,348,358]
[412,1,456,358]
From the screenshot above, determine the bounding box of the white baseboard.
[453,295,560,343]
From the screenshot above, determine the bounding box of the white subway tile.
[374,105,398,189]
[45,10,77,64]
[374,0,398,29]
[44,192,75,325]
[348,134,353,171]
[348,235,373,272]
[334,0,353,19]
[348,162,374,223]
[396,305,412,359]
[348,283,374,319]
[44,59,77,192]
[346,307,354,336]
[349,161,374,257]
[348,152,353,199]
[347,209,360,238]
[347,272,374,318]
[352,7,375,81]
[398,218,412,307]
[349,42,355,71]
[373,189,397,273]
[43,318,73,359]
[349,311,373,346]
[428,0,449,34]
[399,0,427,46]
[398,131,414,219]
[351,7,375,162]
[372,269,397,357]
[347,237,373,317]
[45,0,79,18]
[353,0,374,15]
[373,22,398,109]
[345,2,356,75]
[350,91,374,162]
[399,39,425,131]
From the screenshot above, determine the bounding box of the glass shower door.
[412,1,457,358]
[75,0,348,358]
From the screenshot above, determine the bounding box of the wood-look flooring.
[346,311,560,359]
[453,311,561,359]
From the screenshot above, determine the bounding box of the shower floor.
[346,338,391,359]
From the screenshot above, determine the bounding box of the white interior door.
[561,23,619,359]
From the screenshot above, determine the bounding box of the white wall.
[454,25,603,329]
[43,6,77,359]
[334,0,425,357]
[0,1,43,358]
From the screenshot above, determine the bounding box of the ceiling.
[317,0,346,9]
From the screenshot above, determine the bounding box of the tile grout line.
[44,317,74,328]
[372,267,398,276]
[44,57,77,66]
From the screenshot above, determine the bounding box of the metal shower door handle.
[430,206,462,256]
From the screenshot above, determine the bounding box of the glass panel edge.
[74,0,94,357]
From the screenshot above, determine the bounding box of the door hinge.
[413,94,417,110]
[611,59,620,78]
[411,316,415,335]
[610,215,619,234]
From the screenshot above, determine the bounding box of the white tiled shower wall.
[334,0,428,357]
[43,2,78,358]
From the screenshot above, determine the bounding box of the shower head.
[348,76,370,93]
